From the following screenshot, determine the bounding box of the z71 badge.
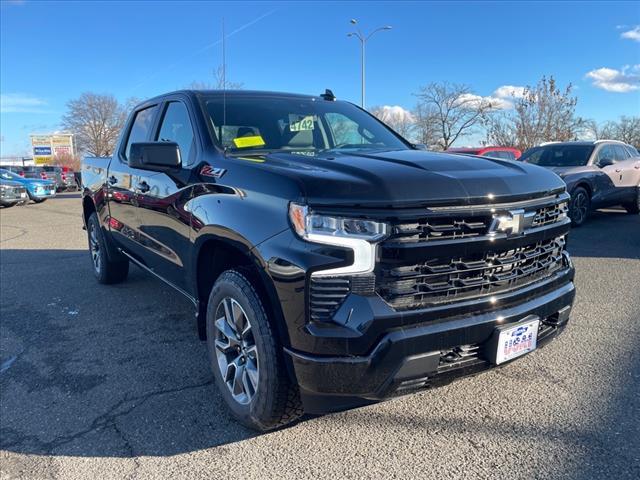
[200,165,226,179]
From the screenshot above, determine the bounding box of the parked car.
[0,177,28,208]
[447,146,522,160]
[41,165,77,191]
[520,140,640,226]
[0,169,56,203]
[82,90,575,431]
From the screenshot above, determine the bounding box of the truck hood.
[244,149,565,207]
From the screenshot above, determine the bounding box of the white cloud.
[621,26,640,42]
[455,85,527,111]
[373,105,415,123]
[585,65,640,93]
[0,93,49,113]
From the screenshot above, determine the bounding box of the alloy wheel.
[214,298,259,405]
[571,192,588,225]
[89,225,101,273]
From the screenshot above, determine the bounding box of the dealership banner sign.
[30,134,74,164]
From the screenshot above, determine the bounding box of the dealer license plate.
[495,318,539,364]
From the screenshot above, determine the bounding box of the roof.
[143,89,324,104]
[538,140,628,147]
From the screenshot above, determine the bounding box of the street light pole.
[348,19,392,109]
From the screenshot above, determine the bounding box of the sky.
[1,0,639,156]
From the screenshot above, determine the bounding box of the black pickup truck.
[81,90,575,430]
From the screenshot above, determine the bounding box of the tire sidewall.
[205,271,280,429]
[87,213,107,282]
[570,187,590,226]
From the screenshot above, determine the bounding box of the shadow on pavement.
[0,249,258,457]
[567,208,640,260]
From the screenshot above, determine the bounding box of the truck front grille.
[391,215,492,243]
[377,236,567,310]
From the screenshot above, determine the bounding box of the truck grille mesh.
[377,236,567,310]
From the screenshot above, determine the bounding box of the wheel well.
[573,183,592,198]
[195,240,284,343]
[82,196,96,224]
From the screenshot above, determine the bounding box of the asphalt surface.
[1,192,639,480]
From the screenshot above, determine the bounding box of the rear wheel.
[1,203,16,208]
[569,187,590,227]
[87,212,129,284]
[623,187,639,214]
[206,270,303,431]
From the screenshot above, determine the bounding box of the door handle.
[136,181,150,193]
[615,168,622,173]
[107,175,117,185]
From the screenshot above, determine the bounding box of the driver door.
[594,144,626,206]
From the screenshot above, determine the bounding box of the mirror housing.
[597,157,614,168]
[128,142,181,172]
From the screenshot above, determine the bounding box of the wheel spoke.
[213,296,259,405]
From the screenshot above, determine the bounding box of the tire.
[86,212,129,284]
[1,203,15,208]
[32,198,46,203]
[623,187,639,214]
[569,187,590,227]
[206,270,303,431]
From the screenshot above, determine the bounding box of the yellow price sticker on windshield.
[233,135,266,149]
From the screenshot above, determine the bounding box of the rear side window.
[625,145,639,157]
[124,105,158,161]
[156,102,195,166]
[613,145,630,161]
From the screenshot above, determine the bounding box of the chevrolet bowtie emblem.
[489,209,535,237]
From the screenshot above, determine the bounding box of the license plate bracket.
[486,315,540,365]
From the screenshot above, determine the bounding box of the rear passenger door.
[594,144,627,206]
[133,98,198,293]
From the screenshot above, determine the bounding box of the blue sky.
[1,0,639,156]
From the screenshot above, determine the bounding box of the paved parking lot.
[1,192,639,480]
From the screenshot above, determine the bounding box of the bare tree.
[187,65,244,90]
[486,76,585,151]
[412,102,443,149]
[61,93,126,157]
[369,105,415,138]
[414,82,493,150]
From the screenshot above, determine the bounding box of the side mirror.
[129,142,181,171]
[598,158,614,168]
[412,143,428,150]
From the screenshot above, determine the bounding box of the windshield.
[202,95,409,155]
[521,144,594,167]
[0,169,21,180]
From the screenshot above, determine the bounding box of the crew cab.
[520,140,640,226]
[81,90,575,431]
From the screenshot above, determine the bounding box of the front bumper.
[285,275,575,413]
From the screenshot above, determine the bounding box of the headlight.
[289,203,388,277]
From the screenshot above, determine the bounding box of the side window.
[124,105,158,161]
[596,145,616,164]
[156,102,195,166]
[625,145,640,157]
[613,145,630,161]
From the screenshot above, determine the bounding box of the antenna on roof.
[222,17,227,153]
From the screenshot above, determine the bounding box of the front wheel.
[569,187,590,227]
[86,212,129,284]
[206,270,303,431]
[623,187,640,214]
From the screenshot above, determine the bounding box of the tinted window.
[596,145,616,164]
[625,145,640,157]
[156,102,195,165]
[521,145,594,167]
[613,145,629,161]
[125,105,158,160]
[203,96,407,154]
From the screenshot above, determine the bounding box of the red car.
[447,146,522,160]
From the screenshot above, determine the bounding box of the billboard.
[30,134,74,164]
